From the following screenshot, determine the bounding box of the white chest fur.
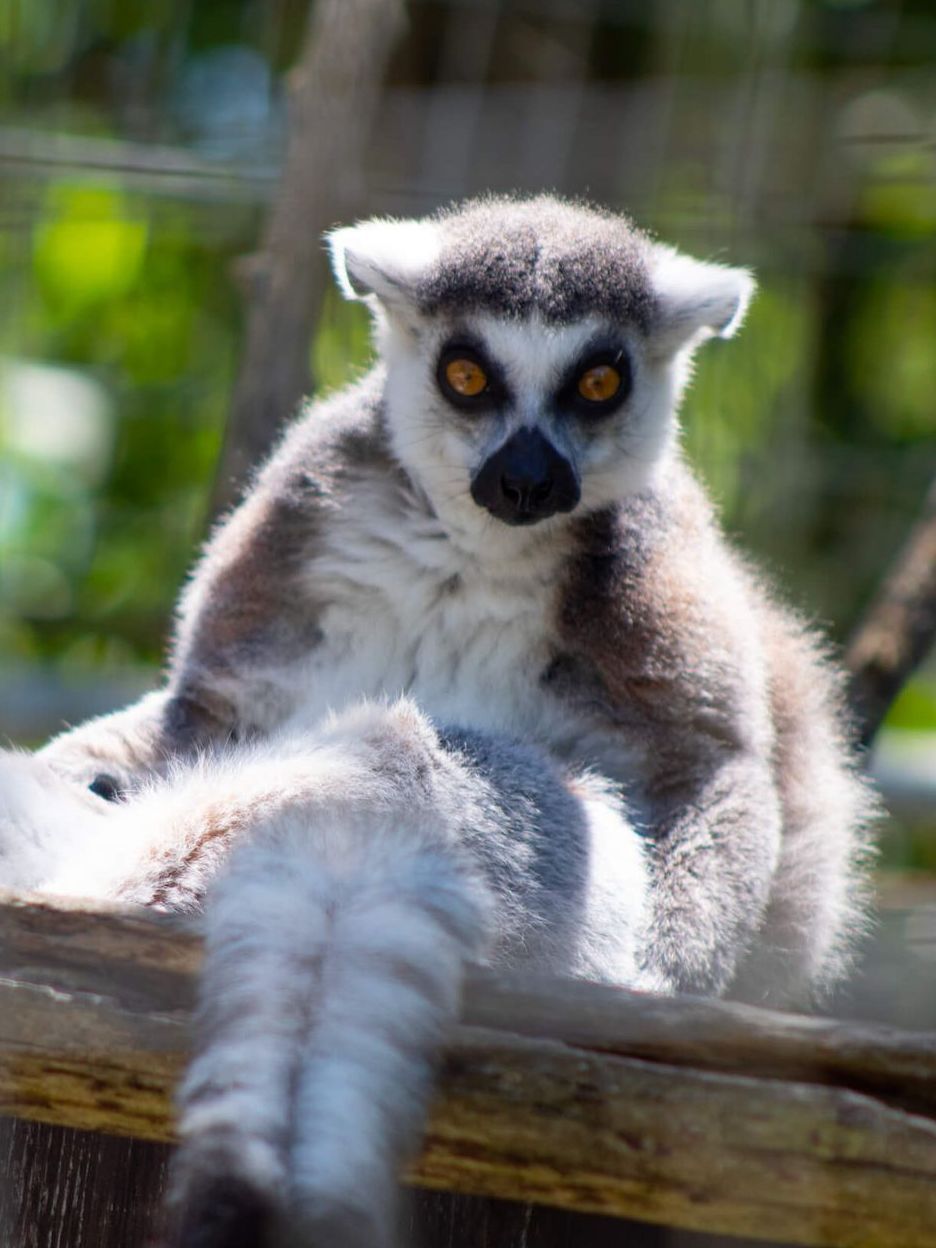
[274,484,584,751]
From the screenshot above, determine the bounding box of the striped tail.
[166,810,487,1248]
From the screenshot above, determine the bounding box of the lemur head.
[328,196,752,540]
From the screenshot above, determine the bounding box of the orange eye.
[577,364,621,403]
[444,358,488,398]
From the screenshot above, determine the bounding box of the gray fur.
[1,194,875,1247]
[412,195,656,327]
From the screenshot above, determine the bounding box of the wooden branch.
[209,0,405,517]
[3,894,936,1246]
[846,476,936,747]
[0,125,276,200]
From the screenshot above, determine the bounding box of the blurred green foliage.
[1,177,244,671]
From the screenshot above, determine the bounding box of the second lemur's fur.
[0,196,874,1248]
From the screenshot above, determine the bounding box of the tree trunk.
[209,0,405,517]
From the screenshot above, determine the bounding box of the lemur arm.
[558,489,785,996]
[38,415,338,797]
[629,732,782,995]
[164,416,342,744]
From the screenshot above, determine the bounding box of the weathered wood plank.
[0,1120,170,1248]
[420,1030,936,1248]
[460,969,936,1114]
[4,891,936,1110]
[2,892,936,1246]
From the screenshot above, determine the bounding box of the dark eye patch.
[556,341,632,419]
[435,336,509,413]
[89,773,123,803]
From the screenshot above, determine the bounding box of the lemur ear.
[326,218,442,310]
[649,245,755,355]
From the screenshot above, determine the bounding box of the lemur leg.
[0,750,115,893]
[158,701,481,1248]
[160,701,649,1248]
[37,691,186,795]
[171,792,485,1248]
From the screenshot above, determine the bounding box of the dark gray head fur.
[412,196,656,328]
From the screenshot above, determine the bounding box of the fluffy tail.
[166,809,487,1248]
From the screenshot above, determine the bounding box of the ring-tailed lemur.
[0,196,874,1248]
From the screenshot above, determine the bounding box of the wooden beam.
[2,892,936,1246]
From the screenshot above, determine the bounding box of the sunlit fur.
[0,195,873,1248]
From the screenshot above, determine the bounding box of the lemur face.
[384,311,667,530]
[328,197,753,537]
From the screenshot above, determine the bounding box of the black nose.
[470,429,580,525]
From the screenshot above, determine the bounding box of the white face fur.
[327,205,754,551]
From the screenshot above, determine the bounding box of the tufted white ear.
[326,217,443,310]
[650,245,755,355]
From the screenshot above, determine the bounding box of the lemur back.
[0,195,875,1248]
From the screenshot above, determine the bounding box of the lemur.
[0,196,874,1248]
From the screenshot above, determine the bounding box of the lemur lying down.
[0,195,874,1248]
